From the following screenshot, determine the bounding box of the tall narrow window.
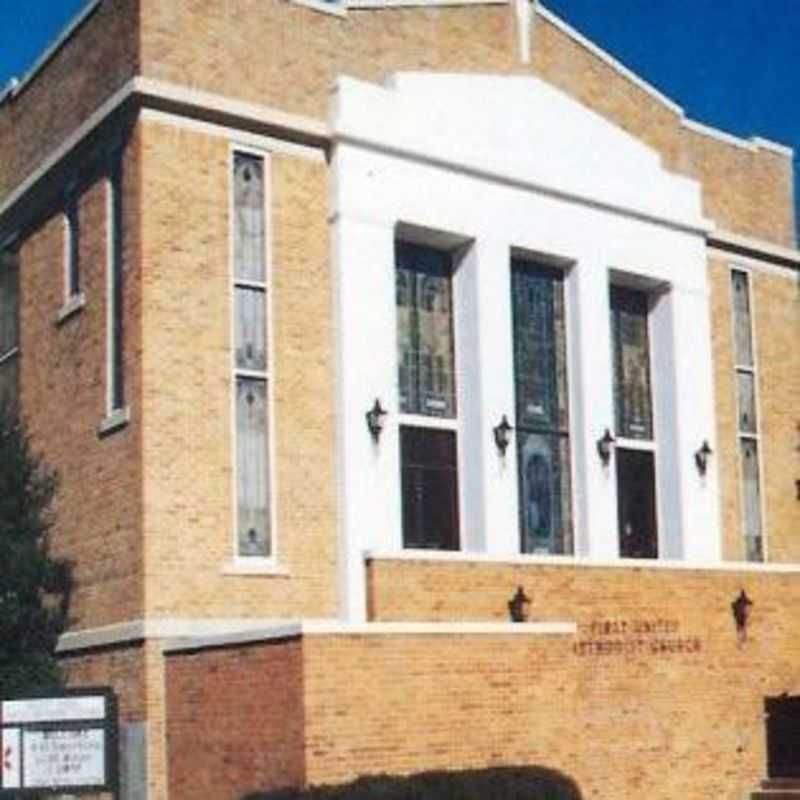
[611,286,658,558]
[396,241,459,550]
[107,154,125,414]
[233,151,271,558]
[65,190,81,301]
[0,248,19,417]
[511,260,572,554]
[731,270,763,561]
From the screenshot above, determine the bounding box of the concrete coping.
[162,619,578,654]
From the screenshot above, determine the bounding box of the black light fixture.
[695,440,713,476]
[493,415,513,456]
[596,428,615,466]
[731,589,753,643]
[508,586,532,623]
[365,399,387,441]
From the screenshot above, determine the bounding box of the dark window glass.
[400,427,459,550]
[740,438,763,561]
[511,261,572,554]
[110,155,125,411]
[396,243,455,418]
[66,193,80,297]
[0,249,19,419]
[610,287,653,440]
[617,448,658,559]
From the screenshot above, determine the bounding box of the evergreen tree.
[0,408,71,697]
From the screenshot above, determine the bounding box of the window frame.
[58,186,86,323]
[228,144,278,567]
[609,282,660,559]
[0,245,19,417]
[729,265,767,562]
[395,238,462,552]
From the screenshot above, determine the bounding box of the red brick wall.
[165,638,306,799]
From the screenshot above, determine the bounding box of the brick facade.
[0,2,798,799]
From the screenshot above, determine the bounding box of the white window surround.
[729,264,768,562]
[332,73,721,621]
[227,144,279,570]
[57,194,86,324]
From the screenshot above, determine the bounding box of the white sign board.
[23,729,106,788]
[3,696,105,725]
[1,728,20,789]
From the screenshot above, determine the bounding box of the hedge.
[242,766,583,800]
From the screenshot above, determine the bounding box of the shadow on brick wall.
[242,765,583,799]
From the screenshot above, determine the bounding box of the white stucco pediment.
[331,72,707,232]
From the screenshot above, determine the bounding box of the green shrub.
[243,765,582,800]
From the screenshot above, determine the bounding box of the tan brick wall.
[137,0,794,246]
[18,127,144,630]
[139,118,336,618]
[709,257,800,562]
[165,563,800,799]
[0,0,139,199]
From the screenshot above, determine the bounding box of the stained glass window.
[233,152,271,558]
[610,287,653,440]
[65,191,81,298]
[400,427,459,550]
[511,261,572,555]
[396,243,455,418]
[109,154,125,412]
[731,270,763,561]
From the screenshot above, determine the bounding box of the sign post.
[1,688,118,797]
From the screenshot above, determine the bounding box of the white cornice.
[708,228,800,269]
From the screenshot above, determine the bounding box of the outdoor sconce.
[508,585,532,623]
[731,589,753,643]
[493,415,513,456]
[365,399,388,441]
[596,429,615,466]
[695,440,713,476]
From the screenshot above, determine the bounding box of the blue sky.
[1,0,798,226]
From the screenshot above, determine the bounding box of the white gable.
[332,72,706,232]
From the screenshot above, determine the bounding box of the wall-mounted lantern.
[731,589,753,643]
[493,415,513,456]
[596,428,615,466]
[508,586,532,623]
[695,440,713,476]
[365,399,387,441]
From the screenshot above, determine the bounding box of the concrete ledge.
[162,619,578,654]
[365,549,800,573]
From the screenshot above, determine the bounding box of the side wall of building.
[138,117,338,618]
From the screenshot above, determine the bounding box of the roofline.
[0,0,102,107]
[0,0,794,161]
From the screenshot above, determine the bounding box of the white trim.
[707,246,799,279]
[751,137,794,158]
[365,548,800,573]
[0,76,330,227]
[56,291,86,324]
[220,559,290,577]
[57,616,577,653]
[0,346,19,367]
[138,108,326,162]
[289,0,348,16]
[337,132,713,237]
[349,0,507,7]
[0,0,102,105]
[97,405,130,436]
[162,619,578,653]
[708,229,800,269]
